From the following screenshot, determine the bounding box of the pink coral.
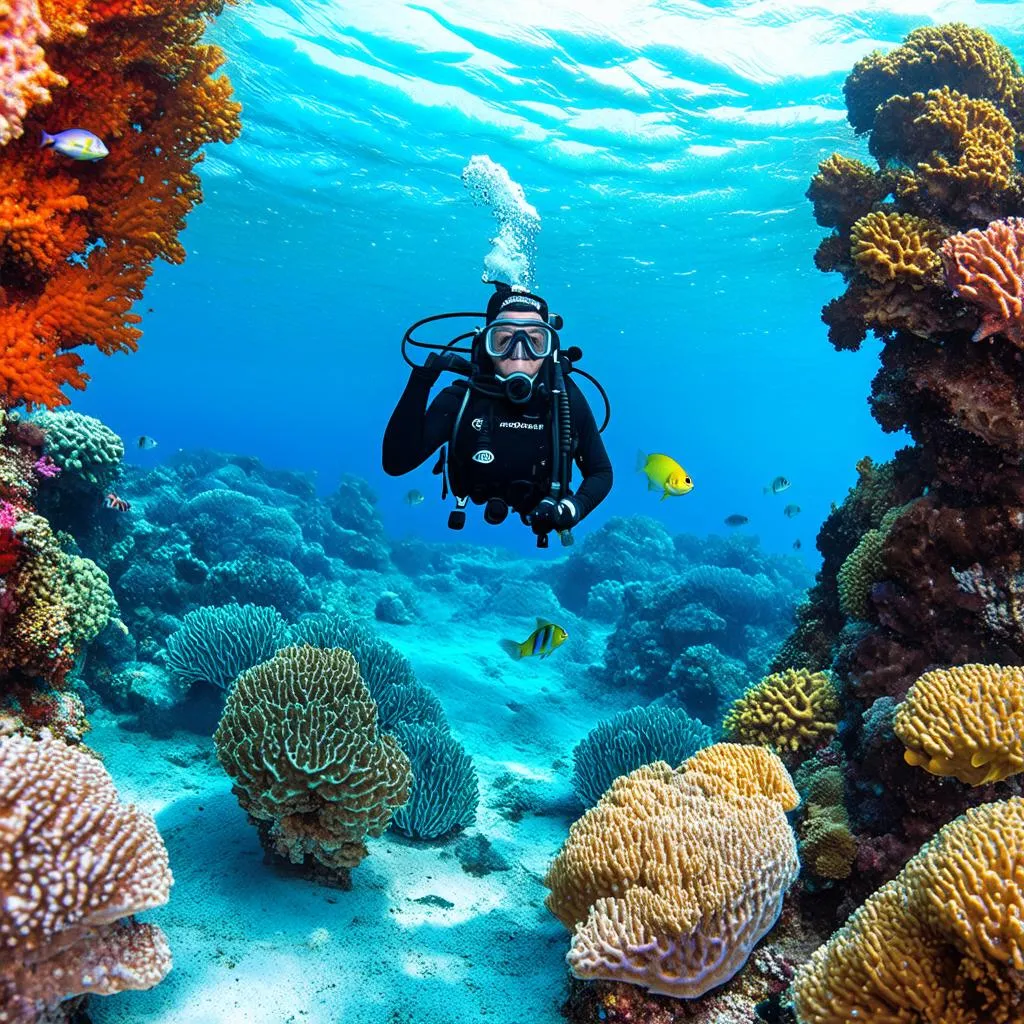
[941,216,1024,345]
[0,731,173,1021]
[0,0,65,146]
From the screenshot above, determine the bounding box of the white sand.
[88,607,621,1024]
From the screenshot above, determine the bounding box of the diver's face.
[492,310,545,379]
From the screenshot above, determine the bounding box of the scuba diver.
[382,282,613,547]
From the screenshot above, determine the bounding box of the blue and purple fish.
[41,129,109,162]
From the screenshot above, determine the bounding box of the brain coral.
[0,731,173,1020]
[894,663,1024,785]
[791,797,1024,1023]
[213,645,412,881]
[544,744,799,999]
[722,668,840,761]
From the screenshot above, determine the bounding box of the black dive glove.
[415,351,470,385]
[530,497,579,534]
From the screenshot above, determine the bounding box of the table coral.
[791,798,1024,1023]
[941,216,1024,345]
[0,731,173,1021]
[722,668,840,762]
[544,744,799,999]
[894,663,1024,786]
[0,0,241,409]
[213,646,412,885]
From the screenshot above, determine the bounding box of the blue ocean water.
[75,0,1023,557]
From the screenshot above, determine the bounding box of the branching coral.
[0,0,65,147]
[791,798,1024,1023]
[894,663,1024,786]
[544,744,799,999]
[0,731,173,1021]
[0,0,241,408]
[213,646,412,883]
[941,216,1024,345]
[722,668,840,762]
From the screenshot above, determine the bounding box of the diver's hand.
[530,497,578,534]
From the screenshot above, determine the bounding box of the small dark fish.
[724,514,749,527]
[793,539,802,550]
[784,504,800,518]
[137,435,158,450]
[405,489,424,506]
[763,476,790,495]
[104,492,131,512]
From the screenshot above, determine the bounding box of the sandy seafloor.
[86,601,622,1024]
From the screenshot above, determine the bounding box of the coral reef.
[388,722,478,840]
[894,663,1024,785]
[791,797,1024,1023]
[544,744,799,999]
[164,603,290,692]
[0,731,173,1020]
[571,705,712,807]
[0,0,241,408]
[721,668,839,763]
[213,646,412,885]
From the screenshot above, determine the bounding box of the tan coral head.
[894,663,1024,785]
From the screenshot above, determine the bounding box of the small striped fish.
[500,618,569,661]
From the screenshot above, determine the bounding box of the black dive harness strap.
[436,362,574,547]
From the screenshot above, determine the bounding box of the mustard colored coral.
[850,211,945,285]
[806,154,887,231]
[722,668,839,760]
[544,744,799,999]
[894,663,1024,785]
[214,646,412,879]
[792,798,1024,1023]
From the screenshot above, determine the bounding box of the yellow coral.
[894,663,1024,785]
[544,744,799,998]
[722,668,839,760]
[844,23,1024,135]
[806,154,887,230]
[877,87,1017,205]
[850,211,946,285]
[792,798,1024,1023]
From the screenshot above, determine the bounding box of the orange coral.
[0,0,242,408]
[941,217,1024,346]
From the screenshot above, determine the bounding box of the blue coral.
[165,604,289,690]
[571,705,713,807]
[389,722,479,839]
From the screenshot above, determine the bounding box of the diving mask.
[482,318,555,361]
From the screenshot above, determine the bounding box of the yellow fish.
[500,618,569,660]
[636,451,693,500]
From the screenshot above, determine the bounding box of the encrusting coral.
[0,730,173,1021]
[213,645,412,885]
[721,668,839,762]
[894,663,1024,786]
[791,798,1024,1023]
[544,744,799,999]
[0,0,242,409]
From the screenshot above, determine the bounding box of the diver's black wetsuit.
[382,365,613,520]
